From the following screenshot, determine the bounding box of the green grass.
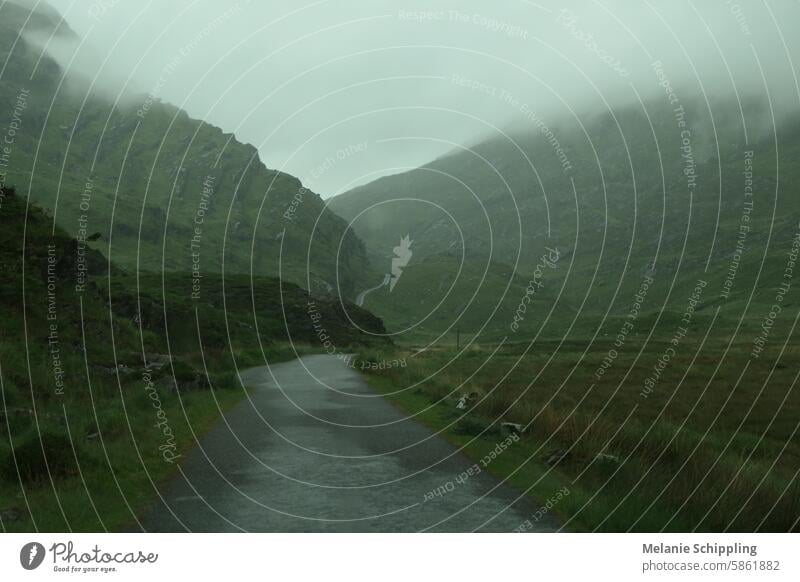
[359,253,568,339]
[356,328,800,532]
[2,381,242,531]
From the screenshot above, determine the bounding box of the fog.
[28,0,800,197]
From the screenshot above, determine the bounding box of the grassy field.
[356,321,800,532]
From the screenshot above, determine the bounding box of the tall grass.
[359,342,800,532]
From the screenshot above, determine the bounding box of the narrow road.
[355,274,390,306]
[143,354,557,532]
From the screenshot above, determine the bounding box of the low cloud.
[28,0,800,196]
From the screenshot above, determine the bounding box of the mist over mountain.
[0,0,366,296]
[29,0,799,333]
[330,92,800,336]
[35,0,800,197]
[4,0,799,334]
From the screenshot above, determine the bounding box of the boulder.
[144,353,172,370]
[455,391,480,410]
[501,421,525,436]
[594,452,620,465]
[544,448,571,467]
[0,508,22,523]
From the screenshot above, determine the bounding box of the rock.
[144,353,172,370]
[165,374,210,393]
[455,391,481,410]
[594,452,620,465]
[0,407,33,420]
[0,408,60,423]
[0,508,22,523]
[182,376,210,392]
[155,376,174,392]
[116,363,134,375]
[501,422,525,436]
[544,448,571,467]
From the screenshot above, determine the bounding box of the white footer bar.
[1,534,796,581]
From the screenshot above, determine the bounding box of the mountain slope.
[0,0,365,298]
[330,97,800,335]
[355,252,568,340]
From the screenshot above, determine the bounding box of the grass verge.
[355,341,800,532]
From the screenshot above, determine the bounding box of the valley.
[1,0,798,538]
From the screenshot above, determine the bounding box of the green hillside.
[358,252,568,341]
[0,0,366,298]
[330,98,800,336]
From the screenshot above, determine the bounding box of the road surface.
[355,274,390,306]
[142,354,557,532]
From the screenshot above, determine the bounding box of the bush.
[208,370,241,390]
[82,408,127,440]
[170,360,197,383]
[454,416,499,437]
[2,429,81,484]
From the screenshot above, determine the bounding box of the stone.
[455,392,481,410]
[544,448,571,467]
[0,508,22,523]
[501,422,525,436]
[144,353,172,370]
[594,452,620,465]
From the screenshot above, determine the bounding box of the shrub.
[2,429,81,484]
[83,408,128,440]
[454,416,499,437]
[170,360,196,383]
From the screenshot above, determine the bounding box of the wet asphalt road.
[143,354,557,532]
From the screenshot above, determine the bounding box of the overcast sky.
[36,0,800,197]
